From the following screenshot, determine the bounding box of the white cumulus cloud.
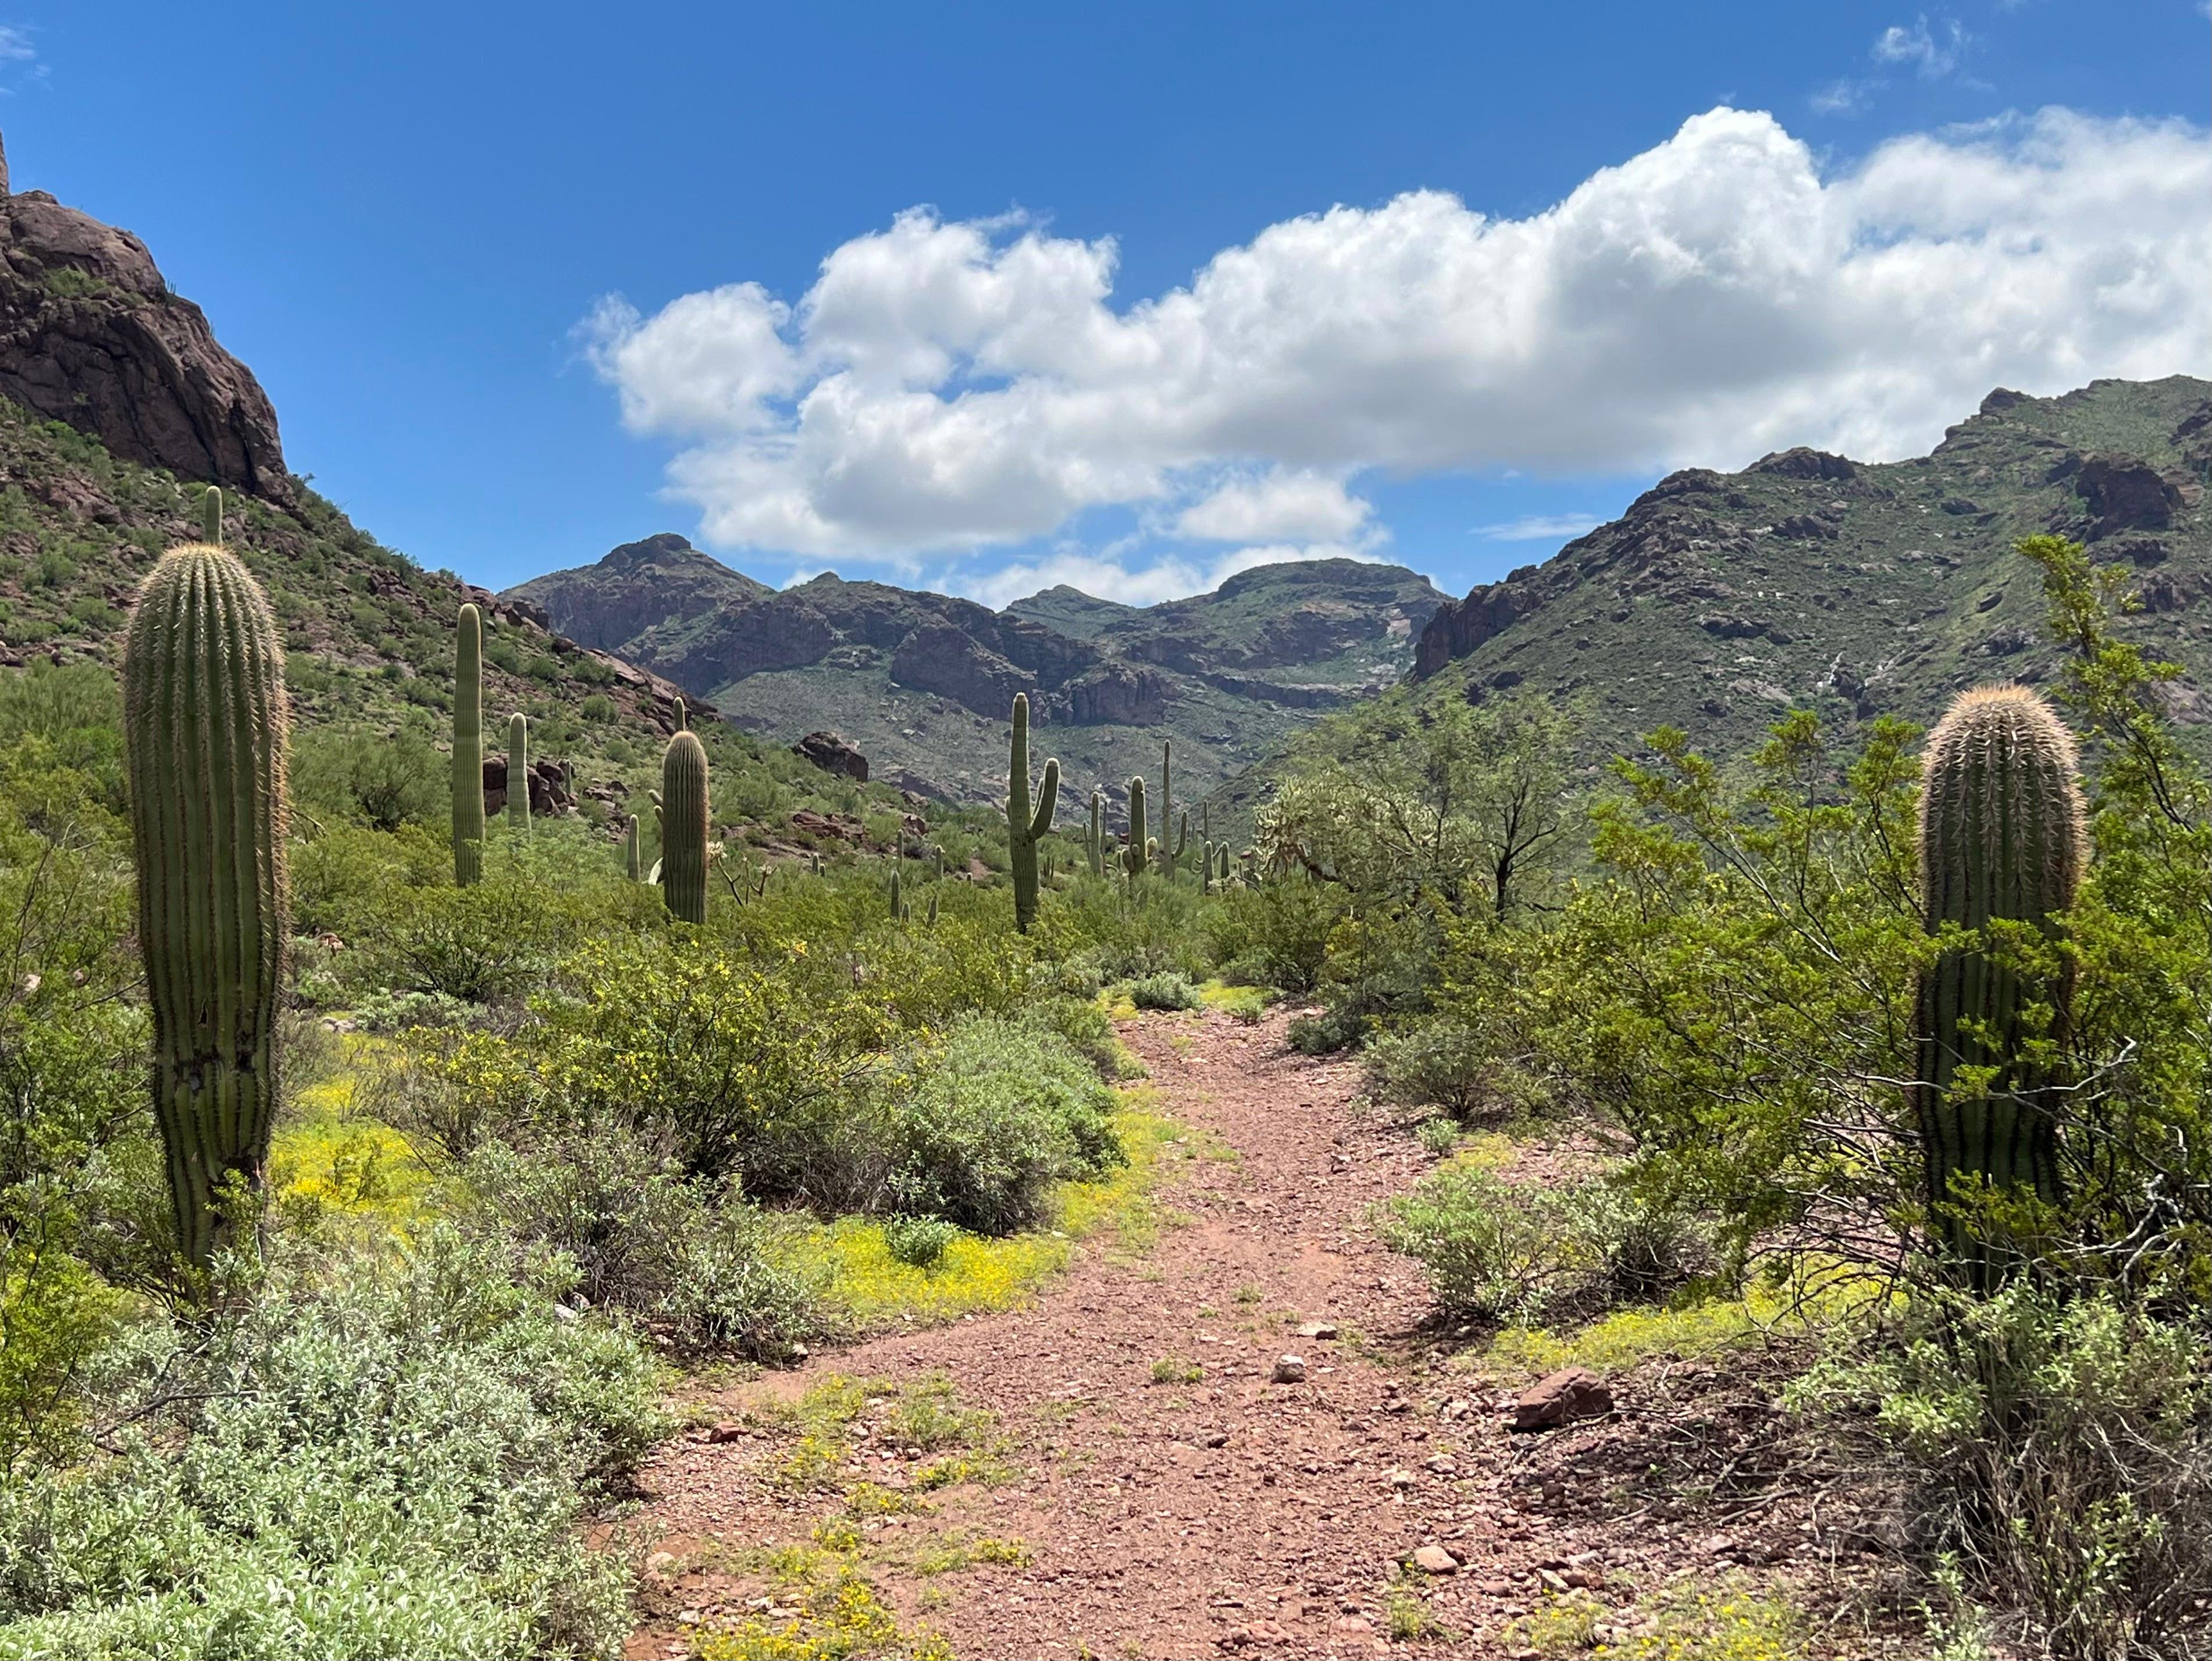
[1470,513,1607,543]
[586,104,2211,588]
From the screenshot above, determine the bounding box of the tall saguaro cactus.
[1914,685,2086,1269]
[624,813,642,881]
[1086,790,1105,877]
[1157,741,1178,876]
[1005,692,1059,932]
[1125,776,1149,877]
[123,539,290,1269]
[661,730,711,924]
[452,604,485,885]
[507,712,530,831]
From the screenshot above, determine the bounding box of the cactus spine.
[1005,693,1060,932]
[123,539,290,1268]
[452,604,485,885]
[1125,776,1149,876]
[507,712,530,831]
[624,813,642,881]
[1087,790,1105,877]
[1914,685,2086,1270]
[661,730,710,924]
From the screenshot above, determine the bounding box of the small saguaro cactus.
[673,696,688,731]
[203,485,223,543]
[624,813,642,881]
[1087,789,1105,877]
[1201,838,1214,894]
[452,604,485,885]
[890,865,906,921]
[1005,692,1060,932]
[507,712,530,831]
[123,536,290,1269]
[1913,685,2087,1271]
[1157,741,1178,876]
[661,730,711,924]
[1125,776,1149,877]
[926,888,940,927]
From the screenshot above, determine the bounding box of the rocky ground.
[624,1007,1906,1660]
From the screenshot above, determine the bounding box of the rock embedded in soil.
[1410,1544,1459,1575]
[1271,1354,1308,1383]
[1511,1365,1615,1432]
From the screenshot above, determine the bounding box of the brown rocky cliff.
[0,131,287,494]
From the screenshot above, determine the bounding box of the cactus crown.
[1918,685,2085,928]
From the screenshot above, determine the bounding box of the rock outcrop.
[0,131,286,494]
[791,730,868,782]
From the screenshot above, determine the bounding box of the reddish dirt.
[625,1008,1850,1660]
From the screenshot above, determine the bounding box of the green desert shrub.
[1287,1005,1363,1055]
[1127,970,1201,1012]
[462,1123,821,1361]
[1362,1018,1491,1119]
[882,1214,960,1269]
[1795,1285,2212,1661]
[886,1013,1126,1235]
[292,726,448,834]
[0,1232,665,1659]
[1380,1164,1706,1321]
[1202,876,1345,993]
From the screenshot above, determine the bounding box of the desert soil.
[624,1006,1848,1660]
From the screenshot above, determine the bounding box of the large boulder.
[791,730,868,782]
[0,133,287,494]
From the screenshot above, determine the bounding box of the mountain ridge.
[507,542,1451,812]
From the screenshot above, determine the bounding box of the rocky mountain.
[1410,376,2212,759]
[0,136,707,771]
[508,543,1448,814]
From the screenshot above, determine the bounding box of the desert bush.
[292,725,447,833]
[883,1214,959,1269]
[886,1013,1125,1235]
[1287,1005,1364,1054]
[462,1123,822,1360]
[1380,1164,1706,1321]
[1363,1018,1491,1118]
[1046,873,1206,980]
[1127,971,1201,1012]
[1202,877,1345,992]
[0,1232,664,1658]
[1796,1286,2212,1661]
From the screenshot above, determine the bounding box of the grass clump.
[1149,1356,1205,1385]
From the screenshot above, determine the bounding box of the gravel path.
[624,1006,1828,1660]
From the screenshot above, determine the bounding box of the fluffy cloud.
[1470,513,1607,542]
[587,104,2211,578]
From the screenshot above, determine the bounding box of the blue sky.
[3,2,2206,604]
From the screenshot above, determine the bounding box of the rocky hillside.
[1412,376,2212,758]
[508,542,1447,816]
[0,138,721,807]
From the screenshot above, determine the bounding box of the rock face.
[791,730,868,782]
[0,134,286,494]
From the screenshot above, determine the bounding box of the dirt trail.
[625,1008,1816,1660]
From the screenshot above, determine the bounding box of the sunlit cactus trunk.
[1913,685,2086,1272]
[1125,776,1149,877]
[1086,790,1105,877]
[453,604,485,885]
[123,531,290,1269]
[624,813,642,881]
[507,712,530,831]
[1005,693,1059,932]
[661,730,710,924]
